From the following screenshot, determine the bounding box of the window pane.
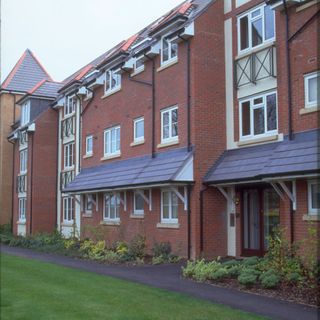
[267,93,277,131]
[111,129,116,153]
[241,101,251,136]
[251,9,261,18]
[105,72,110,91]
[171,42,178,58]
[110,195,116,219]
[240,16,249,50]
[136,58,144,69]
[105,131,110,154]
[171,193,178,219]
[134,193,144,211]
[308,77,317,103]
[254,107,265,135]
[264,5,275,40]
[311,183,320,209]
[135,120,144,139]
[116,128,120,151]
[172,109,178,137]
[252,18,263,47]
[162,192,170,219]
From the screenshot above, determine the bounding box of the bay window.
[104,193,120,221]
[104,126,120,157]
[240,92,277,140]
[161,190,178,224]
[238,4,275,53]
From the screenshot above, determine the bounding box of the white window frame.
[64,96,76,117]
[304,71,319,108]
[161,190,178,224]
[18,197,26,222]
[63,197,74,223]
[134,117,144,143]
[21,101,30,126]
[161,106,178,143]
[105,69,121,94]
[239,91,278,141]
[237,3,275,54]
[133,191,144,215]
[86,135,93,156]
[64,143,74,169]
[161,35,178,66]
[104,126,120,157]
[308,180,320,215]
[134,56,145,73]
[103,193,120,221]
[85,194,93,214]
[20,149,28,174]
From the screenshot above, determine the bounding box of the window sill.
[83,154,93,159]
[63,113,76,121]
[303,214,320,221]
[61,222,74,227]
[157,59,179,72]
[100,220,120,226]
[62,167,75,173]
[157,139,179,149]
[101,87,121,99]
[130,139,145,147]
[101,153,121,161]
[131,67,145,77]
[157,223,180,229]
[237,134,278,147]
[17,221,26,225]
[299,106,320,115]
[130,214,144,219]
[82,213,93,218]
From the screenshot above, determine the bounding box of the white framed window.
[161,190,178,223]
[238,4,275,53]
[161,35,178,65]
[19,197,26,222]
[104,193,120,221]
[104,126,120,157]
[63,197,74,222]
[86,135,93,156]
[308,180,320,215]
[105,69,121,94]
[133,191,144,215]
[85,194,93,214]
[21,101,30,126]
[19,131,28,150]
[134,117,144,142]
[161,106,178,143]
[20,149,28,174]
[304,72,319,108]
[134,56,145,73]
[240,91,277,140]
[65,96,76,117]
[64,143,74,169]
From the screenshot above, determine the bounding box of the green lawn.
[0,254,266,320]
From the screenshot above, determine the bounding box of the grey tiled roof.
[204,129,320,184]
[64,147,193,193]
[31,81,63,98]
[1,49,52,93]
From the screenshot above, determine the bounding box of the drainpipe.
[187,184,191,259]
[76,93,82,174]
[199,185,208,254]
[283,0,293,140]
[29,132,35,235]
[151,59,156,158]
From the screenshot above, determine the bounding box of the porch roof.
[204,129,320,185]
[63,147,193,194]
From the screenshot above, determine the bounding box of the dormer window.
[65,96,76,116]
[134,56,145,73]
[21,101,30,126]
[105,69,121,94]
[161,36,178,66]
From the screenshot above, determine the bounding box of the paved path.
[1,245,318,320]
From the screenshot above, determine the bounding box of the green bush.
[210,268,228,281]
[222,259,241,268]
[127,234,146,259]
[152,255,167,265]
[116,241,128,255]
[243,256,259,267]
[260,271,280,289]
[286,272,304,284]
[152,241,172,259]
[238,271,257,287]
[182,261,196,278]
[227,265,242,278]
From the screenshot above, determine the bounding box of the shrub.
[152,241,172,259]
[182,261,196,278]
[104,250,121,263]
[127,234,146,260]
[260,271,280,289]
[88,241,106,260]
[222,259,241,268]
[286,272,304,284]
[211,268,228,281]
[243,256,259,267]
[152,255,167,265]
[227,265,242,278]
[116,242,128,255]
[238,271,257,287]
[193,260,222,282]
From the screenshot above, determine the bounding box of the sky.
[1,0,183,82]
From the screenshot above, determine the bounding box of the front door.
[242,187,279,256]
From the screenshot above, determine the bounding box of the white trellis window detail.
[134,117,144,142]
[161,36,178,65]
[65,96,77,116]
[21,101,30,126]
[19,198,26,222]
[308,180,320,215]
[238,4,275,53]
[105,69,121,94]
[161,190,178,224]
[161,106,178,143]
[104,193,120,221]
[86,135,93,156]
[64,143,74,169]
[133,191,144,215]
[63,197,74,222]
[104,126,120,157]
[20,149,28,174]
[304,72,319,108]
[240,91,277,140]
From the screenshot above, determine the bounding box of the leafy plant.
[211,268,228,281]
[260,269,280,289]
[152,241,172,259]
[238,270,257,287]
[127,234,146,260]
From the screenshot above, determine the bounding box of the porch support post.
[217,186,232,202]
[118,192,127,211]
[149,189,152,211]
[96,193,99,211]
[279,181,297,210]
[170,186,188,211]
[74,195,81,205]
[136,189,152,210]
[269,182,285,200]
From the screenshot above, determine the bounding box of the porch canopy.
[204,129,319,186]
[63,147,193,194]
